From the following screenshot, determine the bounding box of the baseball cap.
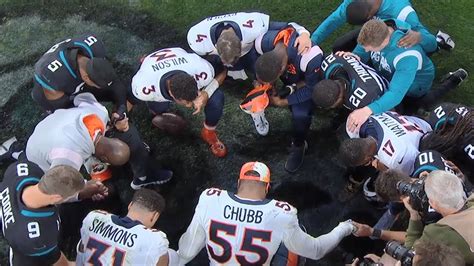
[239,161,271,183]
[86,58,118,88]
[412,150,454,177]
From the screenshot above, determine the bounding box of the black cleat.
[131,169,173,190]
[0,137,24,163]
[284,141,308,173]
[441,68,468,84]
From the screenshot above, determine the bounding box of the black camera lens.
[385,241,415,266]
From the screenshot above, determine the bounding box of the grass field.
[0,0,472,265]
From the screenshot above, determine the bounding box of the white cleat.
[250,111,269,136]
[436,30,455,50]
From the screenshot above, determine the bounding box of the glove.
[111,104,127,125]
[277,84,296,98]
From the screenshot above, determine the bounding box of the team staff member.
[178,161,355,265]
[76,189,177,266]
[254,27,324,172]
[188,12,311,79]
[311,0,452,53]
[343,19,435,132]
[131,47,228,157]
[404,171,474,264]
[312,53,387,110]
[0,161,103,266]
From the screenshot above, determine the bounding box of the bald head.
[95,137,130,166]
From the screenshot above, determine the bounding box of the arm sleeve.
[352,45,371,64]
[402,12,438,53]
[107,80,128,112]
[310,1,349,44]
[177,201,207,264]
[283,220,353,260]
[367,55,419,114]
[287,54,323,105]
[404,219,424,248]
[268,21,290,31]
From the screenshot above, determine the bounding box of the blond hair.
[357,19,389,47]
[38,165,85,198]
[216,30,241,64]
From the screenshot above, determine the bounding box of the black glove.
[111,104,127,125]
[277,84,296,98]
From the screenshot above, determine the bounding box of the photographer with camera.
[351,239,465,266]
[404,170,474,264]
[352,150,469,242]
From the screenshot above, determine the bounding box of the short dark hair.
[346,0,372,25]
[255,51,284,83]
[414,240,465,266]
[168,72,198,101]
[338,138,373,167]
[375,169,411,202]
[313,79,343,108]
[131,188,166,214]
[38,165,84,198]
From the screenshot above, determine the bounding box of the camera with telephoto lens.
[397,179,429,212]
[356,258,383,266]
[385,241,415,266]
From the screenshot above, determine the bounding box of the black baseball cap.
[86,58,117,88]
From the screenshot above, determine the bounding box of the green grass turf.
[0,0,472,265]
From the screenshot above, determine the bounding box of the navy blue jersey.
[255,27,323,105]
[321,53,387,110]
[427,103,473,164]
[34,34,106,95]
[0,161,61,265]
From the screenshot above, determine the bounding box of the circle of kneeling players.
[0,2,472,266]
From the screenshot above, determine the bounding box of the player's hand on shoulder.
[294,32,312,55]
[78,180,109,201]
[335,51,360,62]
[398,30,421,48]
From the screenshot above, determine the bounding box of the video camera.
[385,241,415,266]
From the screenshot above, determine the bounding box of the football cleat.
[285,141,308,173]
[436,30,455,50]
[130,170,173,190]
[250,111,269,136]
[441,68,468,84]
[201,127,228,158]
[0,137,23,163]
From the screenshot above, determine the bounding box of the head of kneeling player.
[312,79,346,109]
[339,138,379,169]
[31,165,86,205]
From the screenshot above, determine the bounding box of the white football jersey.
[76,210,169,266]
[179,188,297,265]
[131,47,215,102]
[348,112,432,174]
[187,12,270,57]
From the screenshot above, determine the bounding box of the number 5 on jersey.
[208,220,271,265]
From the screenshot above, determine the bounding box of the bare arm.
[156,253,169,266]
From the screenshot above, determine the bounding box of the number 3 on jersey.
[208,220,271,265]
[86,237,125,266]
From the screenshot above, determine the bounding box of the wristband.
[371,228,382,239]
[204,79,219,98]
